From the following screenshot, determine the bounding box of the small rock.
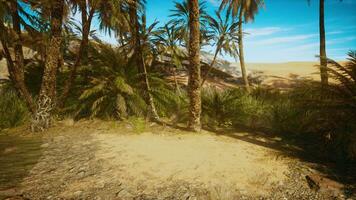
[116,189,134,199]
[96,180,105,189]
[77,171,85,178]
[73,190,83,197]
[41,143,50,148]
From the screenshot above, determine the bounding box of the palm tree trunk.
[10,1,25,78]
[319,0,328,86]
[0,5,36,114]
[238,7,250,92]
[31,0,64,131]
[188,0,201,132]
[129,1,159,121]
[173,67,181,94]
[60,4,94,107]
[0,36,36,114]
[201,46,220,86]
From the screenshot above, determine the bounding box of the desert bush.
[201,87,270,129]
[0,83,29,130]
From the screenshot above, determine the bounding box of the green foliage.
[0,83,29,130]
[206,10,240,59]
[127,117,148,134]
[169,0,211,47]
[200,54,356,163]
[201,87,269,129]
[75,43,146,119]
[201,87,237,128]
[75,42,178,120]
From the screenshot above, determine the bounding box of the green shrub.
[201,87,270,129]
[0,83,29,130]
[127,117,148,134]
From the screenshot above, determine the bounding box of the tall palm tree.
[319,0,328,86]
[128,0,160,121]
[61,0,122,106]
[307,0,341,86]
[0,0,36,113]
[188,0,201,132]
[220,0,263,92]
[154,23,185,93]
[169,0,210,48]
[31,0,65,131]
[201,10,240,86]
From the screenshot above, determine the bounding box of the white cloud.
[245,27,284,37]
[328,36,356,45]
[248,34,318,46]
[208,0,220,7]
[327,31,344,35]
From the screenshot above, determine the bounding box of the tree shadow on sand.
[206,126,356,194]
[0,132,43,199]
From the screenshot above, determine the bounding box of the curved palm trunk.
[2,2,36,113]
[319,0,328,86]
[238,7,250,92]
[31,0,64,132]
[10,1,25,77]
[0,34,36,114]
[60,2,95,107]
[129,1,159,121]
[173,67,181,94]
[201,46,220,86]
[188,0,201,132]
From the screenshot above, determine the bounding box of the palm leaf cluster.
[169,0,211,47]
[326,51,356,111]
[206,10,240,59]
[76,43,145,119]
[76,42,178,120]
[219,0,263,21]
[201,87,268,129]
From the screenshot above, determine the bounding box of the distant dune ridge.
[0,47,343,87]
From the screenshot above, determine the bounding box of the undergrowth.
[0,83,29,130]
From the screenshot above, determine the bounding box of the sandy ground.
[96,132,287,196]
[1,120,349,199]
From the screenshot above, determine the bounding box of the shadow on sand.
[208,126,355,191]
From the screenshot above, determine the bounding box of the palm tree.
[0,0,36,113]
[188,0,202,132]
[31,0,65,131]
[77,42,146,119]
[201,10,240,86]
[307,0,342,86]
[60,0,96,106]
[61,0,122,106]
[169,0,210,48]
[77,41,177,120]
[154,23,185,93]
[128,0,160,121]
[220,0,263,92]
[319,0,328,86]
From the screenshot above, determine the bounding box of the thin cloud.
[245,27,284,37]
[249,34,318,46]
[327,31,344,35]
[208,0,220,7]
[328,36,356,45]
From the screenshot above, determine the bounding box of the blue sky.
[96,0,356,63]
